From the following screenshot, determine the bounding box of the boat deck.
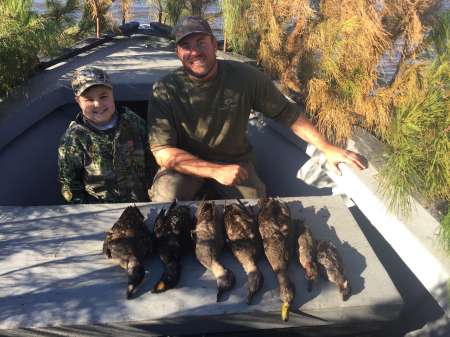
[0,196,402,336]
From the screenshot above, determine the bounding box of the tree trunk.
[223,31,227,52]
[190,0,202,16]
[96,16,101,38]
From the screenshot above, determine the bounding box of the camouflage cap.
[173,16,213,44]
[71,67,112,96]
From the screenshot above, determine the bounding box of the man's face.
[176,33,218,80]
[75,85,115,126]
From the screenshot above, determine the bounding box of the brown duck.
[224,200,263,304]
[297,221,318,292]
[194,200,235,302]
[316,240,351,301]
[258,198,295,321]
[103,205,153,299]
[152,200,194,293]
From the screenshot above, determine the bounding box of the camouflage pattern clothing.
[58,107,155,204]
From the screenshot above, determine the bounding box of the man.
[148,16,366,202]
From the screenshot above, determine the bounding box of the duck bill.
[281,302,290,322]
[152,280,167,293]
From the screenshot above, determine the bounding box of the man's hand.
[290,114,367,176]
[211,164,249,186]
[322,145,367,176]
[153,147,249,185]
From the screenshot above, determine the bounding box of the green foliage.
[188,0,212,17]
[45,0,80,28]
[221,0,256,56]
[0,0,46,97]
[79,1,97,33]
[429,11,450,57]
[165,0,186,25]
[0,0,79,98]
[378,12,450,215]
[82,0,114,38]
[440,209,450,252]
[147,0,188,25]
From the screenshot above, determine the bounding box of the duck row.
[102,199,351,321]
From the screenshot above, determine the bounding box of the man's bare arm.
[153,147,248,185]
[290,113,367,175]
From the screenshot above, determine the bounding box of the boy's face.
[75,85,115,126]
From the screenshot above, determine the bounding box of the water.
[32,0,197,22]
[32,0,223,34]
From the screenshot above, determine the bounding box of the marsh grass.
[379,12,449,216]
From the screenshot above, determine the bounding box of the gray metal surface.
[0,196,402,335]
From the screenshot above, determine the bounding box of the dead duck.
[258,198,295,322]
[194,200,235,302]
[224,200,263,304]
[103,205,152,299]
[297,221,318,292]
[152,200,194,293]
[316,240,351,301]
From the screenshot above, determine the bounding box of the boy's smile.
[75,85,116,127]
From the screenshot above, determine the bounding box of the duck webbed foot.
[216,268,235,302]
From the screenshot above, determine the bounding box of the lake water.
[32,0,223,34]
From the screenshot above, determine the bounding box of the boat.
[0,27,447,336]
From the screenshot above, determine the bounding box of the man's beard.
[184,60,218,80]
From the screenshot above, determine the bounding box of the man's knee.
[149,169,202,202]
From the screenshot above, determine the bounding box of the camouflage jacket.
[58,107,156,204]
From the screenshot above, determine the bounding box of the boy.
[58,67,155,203]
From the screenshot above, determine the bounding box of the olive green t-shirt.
[148,59,300,162]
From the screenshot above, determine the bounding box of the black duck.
[316,240,351,301]
[258,198,295,321]
[152,200,194,293]
[297,221,318,292]
[103,205,153,299]
[224,200,263,304]
[194,200,235,302]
